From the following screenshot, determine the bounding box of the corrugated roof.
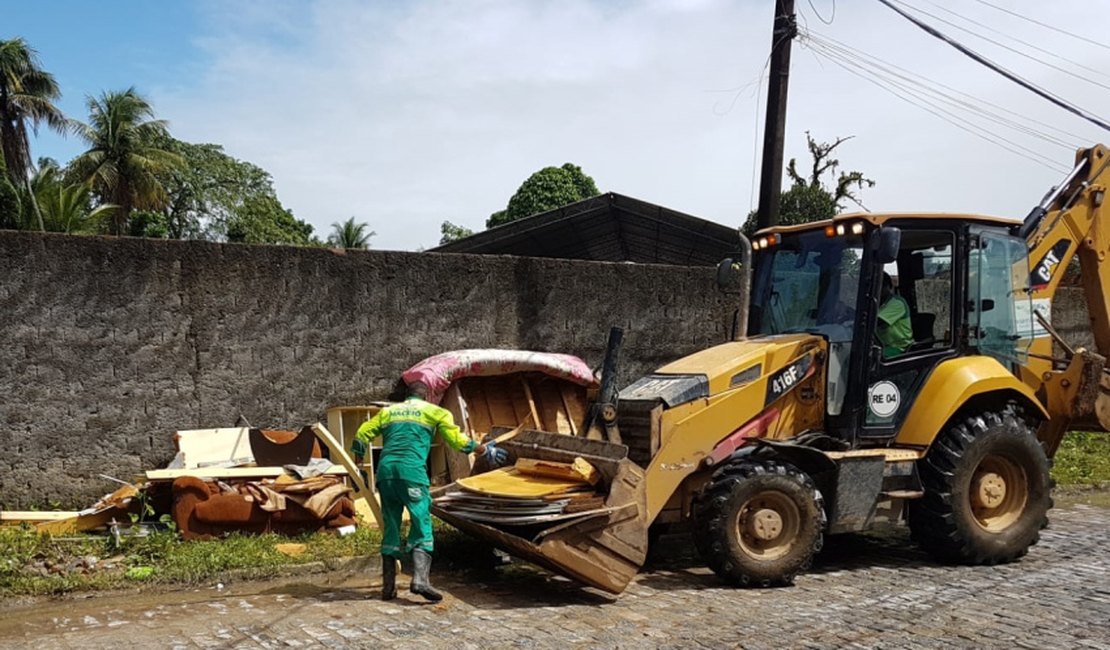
[430,193,741,266]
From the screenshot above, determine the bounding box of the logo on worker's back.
[868,381,900,418]
[1030,239,1071,289]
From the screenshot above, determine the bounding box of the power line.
[969,0,1110,53]
[807,0,835,25]
[890,0,1110,93]
[807,30,1088,147]
[801,34,1069,172]
[875,0,1110,133]
[916,0,1110,84]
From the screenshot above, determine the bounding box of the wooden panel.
[440,383,475,481]
[311,423,383,528]
[146,466,347,480]
[175,428,253,468]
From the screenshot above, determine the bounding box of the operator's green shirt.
[877,294,913,357]
[354,396,476,485]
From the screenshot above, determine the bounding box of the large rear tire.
[909,401,1050,564]
[693,459,824,587]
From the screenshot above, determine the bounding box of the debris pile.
[434,457,607,527]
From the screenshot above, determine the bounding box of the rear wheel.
[693,459,824,587]
[909,402,1050,564]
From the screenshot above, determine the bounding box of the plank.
[35,508,125,535]
[175,428,253,469]
[440,383,475,481]
[311,423,383,528]
[145,465,347,481]
[515,457,600,485]
[520,379,542,431]
[2,511,80,523]
[455,467,588,498]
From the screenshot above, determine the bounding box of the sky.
[5,0,1110,250]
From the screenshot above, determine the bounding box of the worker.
[353,380,507,602]
[877,272,913,358]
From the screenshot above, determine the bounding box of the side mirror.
[875,227,901,264]
[716,257,743,294]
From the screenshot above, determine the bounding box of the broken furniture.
[171,475,356,541]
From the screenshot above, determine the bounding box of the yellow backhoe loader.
[432,144,1110,593]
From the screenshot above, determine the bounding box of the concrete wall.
[0,232,734,508]
[0,232,1097,507]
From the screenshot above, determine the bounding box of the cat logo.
[1030,240,1070,289]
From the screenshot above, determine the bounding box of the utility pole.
[756,0,797,230]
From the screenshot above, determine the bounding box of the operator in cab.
[877,272,913,357]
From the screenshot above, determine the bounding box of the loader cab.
[748,215,1034,447]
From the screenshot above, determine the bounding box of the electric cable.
[969,0,1110,53]
[889,0,1110,93]
[875,0,1110,133]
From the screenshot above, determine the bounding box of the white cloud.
[158,0,1110,250]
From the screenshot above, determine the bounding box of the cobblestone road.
[2,504,1109,649]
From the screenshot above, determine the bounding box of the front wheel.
[909,402,1050,564]
[693,460,824,587]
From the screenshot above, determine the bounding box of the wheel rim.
[736,490,801,561]
[970,454,1028,532]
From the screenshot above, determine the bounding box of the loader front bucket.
[431,429,649,594]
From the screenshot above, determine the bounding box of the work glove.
[483,441,509,468]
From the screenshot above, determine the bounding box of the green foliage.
[327,216,374,249]
[18,158,115,233]
[129,210,169,238]
[743,132,874,236]
[0,38,66,187]
[154,137,282,240]
[0,525,382,597]
[226,194,316,246]
[0,177,17,229]
[68,87,184,235]
[1052,431,1110,486]
[439,220,474,244]
[488,162,600,228]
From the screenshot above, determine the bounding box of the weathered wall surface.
[0,232,1097,507]
[0,232,733,507]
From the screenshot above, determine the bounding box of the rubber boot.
[381,555,397,601]
[409,549,443,602]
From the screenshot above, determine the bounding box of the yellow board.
[456,467,587,498]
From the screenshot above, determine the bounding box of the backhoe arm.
[1018,144,1110,445]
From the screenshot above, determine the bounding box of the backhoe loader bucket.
[431,429,649,594]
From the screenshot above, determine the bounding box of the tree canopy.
[0,37,326,247]
[68,88,183,235]
[487,163,599,228]
[438,220,474,245]
[743,133,875,235]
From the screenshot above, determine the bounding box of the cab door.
[856,226,962,442]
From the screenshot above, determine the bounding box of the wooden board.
[2,511,80,523]
[311,423,383,528]
[455,467,587,498]
[515,457,599,485]
[35,508,125,535]
[175,428,253,469]
[145,466,347,480]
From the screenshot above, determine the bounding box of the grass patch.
[1053,431,1110,487]
[0,525,381,598]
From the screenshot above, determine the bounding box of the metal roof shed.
[430,193,741,266]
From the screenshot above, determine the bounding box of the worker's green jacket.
[354,396,476,485]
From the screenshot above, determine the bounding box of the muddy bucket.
[431,430,649,594]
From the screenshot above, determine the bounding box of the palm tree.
[21,158,115,233]
[327,217,375,249]
[0,38,67,230]
[68,88,182,235]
